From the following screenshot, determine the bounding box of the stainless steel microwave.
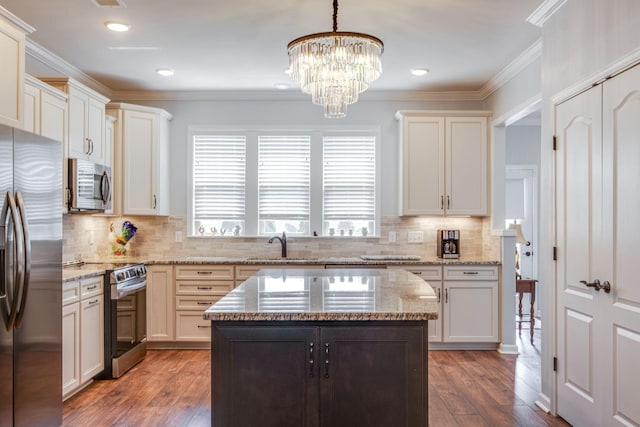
[68,158,112,212]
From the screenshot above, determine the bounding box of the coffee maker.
[437,230,460,259]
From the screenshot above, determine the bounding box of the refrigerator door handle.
[14,192,31,329]
[1,191,24,331]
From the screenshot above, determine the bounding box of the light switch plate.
[408,231,424,243]
[388,231,397,243]
[175,231,183,243]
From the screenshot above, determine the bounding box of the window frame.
[187,126,381,237]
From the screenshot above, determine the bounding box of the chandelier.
[287,0,384,118]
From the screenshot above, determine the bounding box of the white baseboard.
[535,393,552,413]
[498,343,520,354]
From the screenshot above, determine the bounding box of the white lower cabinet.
[399,264,500,346]
[175,265,234,342]
[147,265,175,342]
[62,276,104,399]
[62,282,80,398]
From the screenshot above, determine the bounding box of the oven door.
[113,283,146,358]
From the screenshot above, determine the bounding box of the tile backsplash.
[63,214,500,263]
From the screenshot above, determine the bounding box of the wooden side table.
[516,278,538,343]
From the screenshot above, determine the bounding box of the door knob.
[601,281,611,294]
[524,251,532,257]
[580,279,607,292]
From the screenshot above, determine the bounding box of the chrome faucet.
[268,231,287,257]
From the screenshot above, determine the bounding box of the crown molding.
[26,39,113,98]
[478,38,542,100]
[526,0,567,28]
[0,6,35,34]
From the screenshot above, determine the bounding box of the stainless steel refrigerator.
[1,124,62,426]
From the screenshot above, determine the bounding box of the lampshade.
[508,223,528,245]
[287,0,383,118]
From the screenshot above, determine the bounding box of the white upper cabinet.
[0,7,33,128]
[107,102,172,216]
[40,77,110,165]
[396,111,489,216]
[23,74,67,142]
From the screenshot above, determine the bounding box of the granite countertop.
[203,268,439,322]
[81,256,500,266]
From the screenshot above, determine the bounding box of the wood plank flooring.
[63,329,570,427]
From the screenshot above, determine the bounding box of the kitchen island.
[204,268,438,427]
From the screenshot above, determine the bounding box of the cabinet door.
[67,88,89,160]
[40,90,66,143]
[213,326,319,427]
[154,113,170,215]
[320,326,427,427]
[0,16,25,127]
[87,96,105,164]
[23,82,39,133]
[62,302,80,398]
[398,115,445,215]
[104,117,115,215]
[122,109,157,214]
[147,265,175,341]
[445,116,487,215]
[80,295,104,383]
[443,281,498,342]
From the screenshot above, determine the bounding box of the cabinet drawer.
[444,266,498,281]
[398,266,442,281]
[176,295,224,310]
[175,280,233,296]
[80,276,104,299]
[63,281,80,306]
[176,312,211,341]
[235,265,266,281]
[175,265,234,281]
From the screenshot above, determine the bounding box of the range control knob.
[117,272,126,281]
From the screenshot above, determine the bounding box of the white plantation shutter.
[323,135,376,221]
[258,135,311,221]
[193,135,246,221]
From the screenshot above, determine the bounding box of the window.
[323,135,376,237]
[189,128,379,237]
[191,135,246,236]
[258,136,310,235]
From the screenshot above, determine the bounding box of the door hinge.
[553,135,557,151]
[553,357,558,372]
[553,246,557,261]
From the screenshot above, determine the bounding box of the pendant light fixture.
[287,0,384,118]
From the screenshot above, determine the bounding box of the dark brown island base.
[204,268,438,427]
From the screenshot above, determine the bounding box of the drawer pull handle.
[309,342,315,378]
[197,325,212,329]
[88,299,99,305]
[197,286,212,290]
[412,271,422,275]
[197,301,213,305]
[463,271,479,275]
[197,271,213,275]
[86,285,98,290]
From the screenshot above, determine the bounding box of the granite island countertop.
[203,268,438,322]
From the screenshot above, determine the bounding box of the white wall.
[506,125,540,166]
[124,97,484,217]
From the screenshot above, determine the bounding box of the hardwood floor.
[63,330,570,427]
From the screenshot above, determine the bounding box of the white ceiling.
[2,0,542,95]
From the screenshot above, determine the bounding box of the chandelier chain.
[333,0,338,32]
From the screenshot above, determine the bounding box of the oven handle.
[113,280,147,300]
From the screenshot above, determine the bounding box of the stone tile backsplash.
[63,214,500,263]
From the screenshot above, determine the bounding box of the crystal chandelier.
[287,0,384,118]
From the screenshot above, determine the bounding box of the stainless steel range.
[103,263,147,379]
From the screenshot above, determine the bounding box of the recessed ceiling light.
[156,68,175,77]
[105,21,131,32]
[274,83,290,90]
[410,68,430,76]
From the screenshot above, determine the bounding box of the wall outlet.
[408,231,424,243]
[388,231,397,243]
[175,231,183,243]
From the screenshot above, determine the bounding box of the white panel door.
[602,64,640,427]
[557,64,640,426]
[555,84,605,427]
